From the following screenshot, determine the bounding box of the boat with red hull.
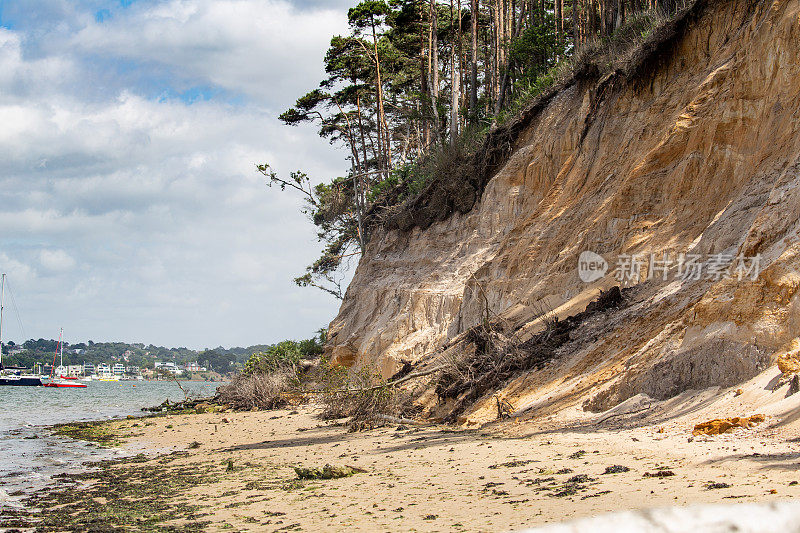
[45,328,87,389]
[44,381,87,388]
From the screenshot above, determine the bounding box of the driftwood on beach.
[141,396,219,413]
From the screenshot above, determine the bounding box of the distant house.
[154,361,181,375]
[184,362,207,372]
[67,365,82,377]
[97,362,111,377]
[112,363,125,376]
[83,362,95,375]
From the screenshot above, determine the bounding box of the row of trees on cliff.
[265,0,689,298]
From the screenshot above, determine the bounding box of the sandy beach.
[13,375,800,533]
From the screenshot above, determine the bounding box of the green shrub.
[244,336,323,375]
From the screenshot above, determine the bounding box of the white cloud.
[39,249,77,272]
[69,0,349,106]
[0,253,36,285]
[0,1,351,348]
[0,29,77,100]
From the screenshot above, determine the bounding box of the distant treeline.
[2,331,326,375]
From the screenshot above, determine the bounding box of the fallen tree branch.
[376,414,429,426]
[305,365,445,395]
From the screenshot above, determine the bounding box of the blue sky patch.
[156,85,245,106]
[95,9,112,23]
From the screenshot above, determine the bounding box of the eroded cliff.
[326,0,800,423]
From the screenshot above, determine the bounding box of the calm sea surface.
[0,380,222,507]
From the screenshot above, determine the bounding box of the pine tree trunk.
[371,18,391,173]
[421,3,431,148]
[431,0,442,144]
[451,64,461,144]
[469,0,479,123]
[484,0,492,116]
[555,0,563,52]
[450,0,459,143]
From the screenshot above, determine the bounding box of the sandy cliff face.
[326,0,800,421]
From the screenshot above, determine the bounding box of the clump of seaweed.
[24,455,216,531]
[294,464,366,480]
[53,420,124,447]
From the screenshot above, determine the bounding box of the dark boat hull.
[0,376,44,386]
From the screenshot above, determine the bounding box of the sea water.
[0,380,221,507]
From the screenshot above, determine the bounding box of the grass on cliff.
[493,7,676,128]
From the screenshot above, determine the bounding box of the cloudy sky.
[0,0,358,348]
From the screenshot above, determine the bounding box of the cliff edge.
[326,0,800,424]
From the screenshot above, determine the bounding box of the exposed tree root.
[436,286,625,422]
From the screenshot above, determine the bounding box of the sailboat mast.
[0,273,5,369]
[59,327,64,370]
[50,328,61,378]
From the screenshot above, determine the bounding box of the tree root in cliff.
[436,286,625,423]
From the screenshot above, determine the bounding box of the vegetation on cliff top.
[265,0,696,298]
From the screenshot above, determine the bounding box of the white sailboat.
[44,328,87,388]
[0,273,45,386]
